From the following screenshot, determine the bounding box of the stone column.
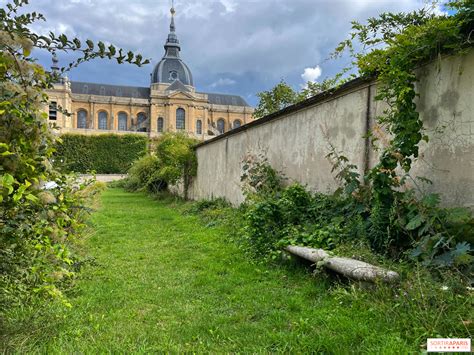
[110,101,114,130]
[167,103,173,131]
[129,101,133,131]
[150,104,157,132]
[189,105,195,134]
[203,106,209,135]
[90,101,95,129]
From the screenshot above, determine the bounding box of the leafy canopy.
[253,80,298,119]
[0,0,148,311]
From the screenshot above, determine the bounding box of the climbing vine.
[245,1,473,271]
[331,0,473,250]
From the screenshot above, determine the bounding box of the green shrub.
[238,155,473,277]
[125,132,198,198]
[184,198,234,228]
[186,198,231,214]
[126,155,167,193]
[54,134,147,174]
[154,132,198,200]
[0,0,147,315]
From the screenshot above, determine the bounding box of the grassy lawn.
[2,188,470,353]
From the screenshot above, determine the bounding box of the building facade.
[45,7,254,140]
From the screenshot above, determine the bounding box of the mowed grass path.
[9,188,415,353]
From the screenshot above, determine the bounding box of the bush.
[154,132,198,200]
[238,155,473,277]
[0,0,147,316]
[54,134,148,174]
[125,132,198,198]
[126,155,167,193]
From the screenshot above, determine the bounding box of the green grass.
[2,189,471,353]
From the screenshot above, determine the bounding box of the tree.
[254,76,350,119]
[253,80,298,118]
[298,75,352,100]
[0,0,148,311]
[155,132,198,200]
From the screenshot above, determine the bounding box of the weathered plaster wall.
[401,51,474,207]
[190,50,474,208]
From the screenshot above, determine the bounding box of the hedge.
[54,134,148,174]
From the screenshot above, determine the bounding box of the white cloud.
[301,66,322,83]
[210,78,236,88]
[23,0,432,106]
[220,0,237,14]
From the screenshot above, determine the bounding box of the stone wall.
[188,49,474,208]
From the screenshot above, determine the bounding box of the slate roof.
[151,5,194,86]
[204,92,249,106]
[70,81,150,99]
[152,57,194,86]
[166,79,191,92]
[70,81,250,107]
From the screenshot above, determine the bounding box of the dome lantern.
[151,4,193,86]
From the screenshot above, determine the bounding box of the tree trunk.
[284,245,399,283]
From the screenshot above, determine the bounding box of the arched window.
[196,120,202,135]
[217,118,225,134]
[77,109,87,128]
[233,120,242,129]
[157,117,164,132]
[98,111,108,130]
[118,112,127,131]
[176,108,185,130]
[137,112,147,132]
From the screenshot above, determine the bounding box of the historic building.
[45,6,254,139]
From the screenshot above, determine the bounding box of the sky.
[11,0,446,106]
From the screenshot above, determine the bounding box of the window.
[233,120,241,129]
[98,111,108,130]
[169,70,178,81]
[176,108,185,130]
[157,117,164,132]
[118,112,127,131]
[99,86,106,95]
[137,112,147,132]
[82,85,88,94]
[77,109,87,128]
[196,119,202,135]
[217,118,225,134]
[49,101,57,120]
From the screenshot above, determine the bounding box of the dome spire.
[170,1,176,32]
[51,50,59,73]
[164,0,180,58]
[151,0,193,86]
[51,50,61,82]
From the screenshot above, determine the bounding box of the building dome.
[151,6,193,86]
[152,58,193,86]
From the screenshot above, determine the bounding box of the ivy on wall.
[331,0,474,251]
[54,134,148,174]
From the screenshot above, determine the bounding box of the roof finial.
[170,0,176,32]
[51,50,61,82]
[51,50,59,72]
